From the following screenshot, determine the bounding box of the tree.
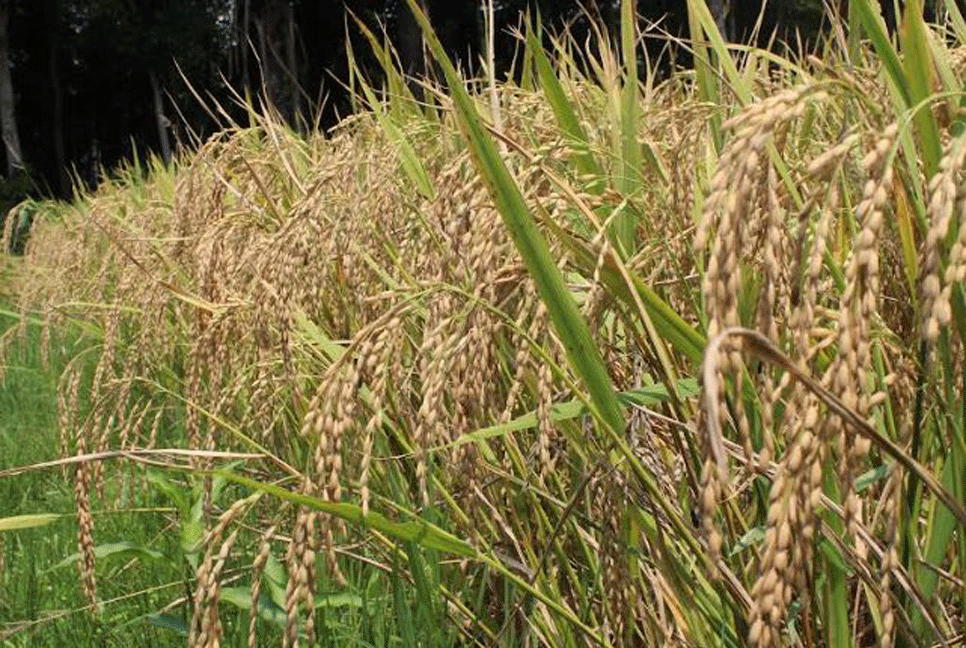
[252,0,298,124]
[707,0,730,41]
[390,0,429,96]
[0,3,22,176]
[45,0,67,194]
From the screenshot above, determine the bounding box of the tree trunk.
[0,3,22,176]
[227,0,238,80]
[242,0,251,87]
[395,0,427,100]
[149,70,172,164]
[45,0,67,194]
[707,0,730,41]
[255,0,290,121]
[285,2,301,131]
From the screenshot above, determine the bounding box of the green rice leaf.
[347,39,434,200]
[900,1,942,176]
[0,513,63,532]
[220,471,477,558]
[53,541,165,570]
[614,0,642,255]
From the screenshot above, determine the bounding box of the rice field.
[2,1,966,646]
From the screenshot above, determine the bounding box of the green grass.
[0,316,486,646]
[0,316,189,646]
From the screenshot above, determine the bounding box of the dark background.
[0,0,917,218]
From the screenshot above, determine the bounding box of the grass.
[0,318,186,646]
[2,0,966,646]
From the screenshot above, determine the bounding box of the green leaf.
[851,0,910,106]
[181,517,204,558]
[219,587,287,626]
[0,513,62,532]
[729,525,765,557]
[855,464,890,493]
[525,23,602,184]
[144,613,189,636]
[220,471,477,558]
[893,176,920,297]
[555,227,706,361]
[450,378,698,448]
[900,1,942,176]
[264,552,288,609]
[686,0,751,107]
[53,541,165,570]
[349,56,435,200]
[912,452,963,639]
[614,0,642,254]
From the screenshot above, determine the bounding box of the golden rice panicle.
[88,305,120,496]
[191,528,241,648]
[0,326,15,387]
[771,138,856,546]
[147,405,163,450]
[598,478,632,644]
[876,450,904,648]
[747,384,828,648]
[831,122,898,552]
[747,464,798,648]
[283,507,316,648]
[747,390,829,645]
[922,136,966,342]
[184,340,207,461]
[38,307,53,370]
[0,201,16,252]
[698,86,825,470]
[300,365,354,588]
[535,348,557,481]
[316,367,357,576]
[57,365,82,475]
[414,314,459,506]
[922,132,966,341]
[73,457,97,608]
[792,132,859,360]
[530,302,560,482]
[754,165,785,469]
[95,360,135,501]
[928,206,966,343]
[248,524,278,648]
[696,86,823,261]
[357,322,396,517]
[697,90,823,576]
[746,125,901,645]
[189,498,247,648]
[500,280,541,423]
[697,394,726,577]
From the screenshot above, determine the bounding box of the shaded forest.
[0,0,914,216]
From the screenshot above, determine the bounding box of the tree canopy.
[0,0,881,211]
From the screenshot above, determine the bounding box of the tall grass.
[2,0,966,646]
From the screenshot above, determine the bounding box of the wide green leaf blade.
[0,513,62,532]
[900,1,942,176]
[221,471,477,558]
